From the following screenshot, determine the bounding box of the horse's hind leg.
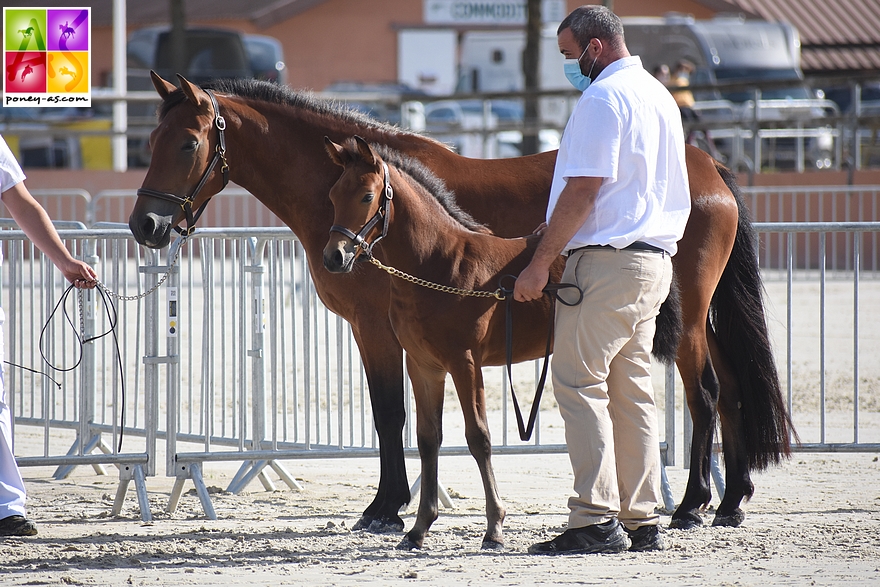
[397,357,446,550]
[450,357,505,550]
[670,321,719,530]
[707,327,752,527]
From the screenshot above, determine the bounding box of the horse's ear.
[324,136,349,167]
[176,74,211,110]
[150,70,177,100]
[353,135,377,166]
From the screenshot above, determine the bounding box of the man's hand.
[513,262,550,302]
[62,259,98,289]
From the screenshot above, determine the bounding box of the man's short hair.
[558,5,625,51]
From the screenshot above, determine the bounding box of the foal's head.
[322,136,388,273]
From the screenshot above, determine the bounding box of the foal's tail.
[710,163,797,471]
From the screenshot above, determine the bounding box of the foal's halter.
[135,89,229,236]
[329,162,393,258]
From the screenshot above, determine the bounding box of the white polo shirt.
[547,55,691,255]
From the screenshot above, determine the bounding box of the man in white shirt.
[0,135,97,537]
[514,5,690,554]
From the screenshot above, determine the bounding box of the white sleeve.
[0,136,26,193]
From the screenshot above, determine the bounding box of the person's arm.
[512,175,603,302]
[2,181,97,288]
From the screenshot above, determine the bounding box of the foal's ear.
[324,136,349,167]
[150,71,178,100]
[353,135,377,166]
[176,74,211,111]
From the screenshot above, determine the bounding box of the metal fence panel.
[5,222,878,521]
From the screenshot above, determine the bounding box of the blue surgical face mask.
[563,43,598,92]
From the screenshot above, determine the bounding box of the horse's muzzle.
[323,240,357,274]
[129,211,174,249]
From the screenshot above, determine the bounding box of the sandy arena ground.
[1,451,878,586]
[1,277,879,586]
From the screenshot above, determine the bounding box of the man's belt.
[567,241,666,255]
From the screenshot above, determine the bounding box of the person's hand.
[513,261,549,302]
[62,260,98,289]
[532,222,548,236]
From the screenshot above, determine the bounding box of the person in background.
[670,59,698,120]
[514,5,690,554]
[652,63,671,85]
[0,135,97,537]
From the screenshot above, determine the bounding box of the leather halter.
[328,162,393,257]
[135,89,229,236]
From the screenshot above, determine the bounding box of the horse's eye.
[362,193,375,203]
[182,141,198,153]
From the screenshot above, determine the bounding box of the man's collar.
[593,55,642,84]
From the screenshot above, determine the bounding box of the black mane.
[158,77,403,136]
[353,141,490,234]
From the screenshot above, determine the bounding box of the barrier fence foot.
[168,462,217,520]
[659,462,676,513]
[257,469,277,492]
[407,474,454,511]
[111,463,152,522]
[268,460,303,491]
[189,463,217,520]
[710,449,726,500]
[54,433,104,479]
[168,476,186,513]
[227,459,268,494]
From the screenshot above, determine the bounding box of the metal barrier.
[744,186,880,272]
[91,189,287,227]
[753,222,880,452]
[2,228,154,520]
[6,223,879,521]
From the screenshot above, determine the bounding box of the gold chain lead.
[368,256,506,301]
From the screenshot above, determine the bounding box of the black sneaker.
[528,519,628,555]
[625,524,665,552]
[0,515,38,537]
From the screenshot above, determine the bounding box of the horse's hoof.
[354,514,405,534]
[481,539,505,551]
[712,508,745,527]
[368,516,405,534]
[669,511,703,530]
[396,536,422,550]
[352,515,373,531]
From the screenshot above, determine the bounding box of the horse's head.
[128,71,230,248]
[322,136,390,274]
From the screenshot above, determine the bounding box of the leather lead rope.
[499,278,583,441]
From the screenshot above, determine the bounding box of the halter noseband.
[135,89,229,236]
[329,162,394,257]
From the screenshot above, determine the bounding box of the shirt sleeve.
[0,136,26,193]
[559,95,621,182]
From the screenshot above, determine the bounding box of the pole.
[112,0,127,171]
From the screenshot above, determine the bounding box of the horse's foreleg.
[707,327,752,527]
[670,323,719,530]
[450,359,505,550]
[398,358,446,550]
[351,328,409,533]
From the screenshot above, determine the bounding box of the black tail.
[710,163,797,470]
[653,275,682,365]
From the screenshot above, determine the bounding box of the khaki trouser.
[552,247,672,530]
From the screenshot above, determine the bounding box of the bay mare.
[128,73,794,534]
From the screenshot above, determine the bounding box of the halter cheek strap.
[135,89,229,236]
[329,162,393,257]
